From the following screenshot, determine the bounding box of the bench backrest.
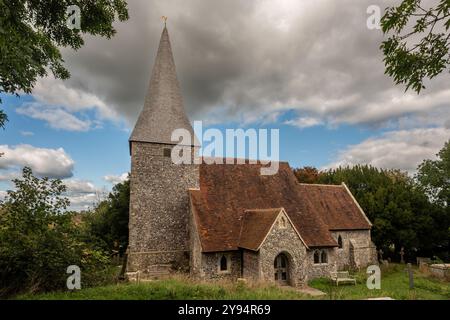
[330,271,350,279]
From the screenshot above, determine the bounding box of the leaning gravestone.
[407,263,414,289]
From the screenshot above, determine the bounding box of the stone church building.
[126,26,377,286]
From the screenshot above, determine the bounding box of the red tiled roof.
[298,184,372,230]
[238,209,282,251]
[189,162,371,252]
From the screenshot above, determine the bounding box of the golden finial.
[161,16,168,27]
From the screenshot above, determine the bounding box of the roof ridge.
[298,183,343,187]
[244,208,284,213]
[201,157,288,165]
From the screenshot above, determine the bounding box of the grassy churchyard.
[15,264,449,300]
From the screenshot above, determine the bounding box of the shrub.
[0,167,111,297]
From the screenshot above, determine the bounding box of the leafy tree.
[293,166,322,184]
[318,165,443,260]
[0,167,109,297]
[417,139,450,206]
[0,110,7,129]
[381,0,450,93]
[83,178,129,256]
[416,140,450,257]
[0,0,129,121]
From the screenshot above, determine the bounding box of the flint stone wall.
[198,252,242,280]
[242,250,260,281]
[304,249,336,280]
[258,212,307,287]
[127,142,199,273]
[332,230,375,270]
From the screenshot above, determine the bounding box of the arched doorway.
[274,253,289,285]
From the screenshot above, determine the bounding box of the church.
[126,25,377,286]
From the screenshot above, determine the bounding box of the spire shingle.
[130,27,196,146]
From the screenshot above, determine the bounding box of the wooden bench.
[330,271,357,286]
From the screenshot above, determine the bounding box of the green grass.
[309,264,450,300]
[15,278,309,300]
[14,264,450,300]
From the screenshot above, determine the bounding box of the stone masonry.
[127,143,198,274]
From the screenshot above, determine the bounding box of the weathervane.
[161,16,168,27]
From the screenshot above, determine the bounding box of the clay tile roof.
[298,184,372,230]
[130,26,198,147]
[238,208,283,251]
[190,162,373,252]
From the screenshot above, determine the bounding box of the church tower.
[127,25,199,276]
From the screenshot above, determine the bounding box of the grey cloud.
[29,0,449,130]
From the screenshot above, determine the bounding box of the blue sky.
[1,0,449,210]
[1,93,377,178]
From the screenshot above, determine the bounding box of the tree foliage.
[0,0,129,120]
[0,167,110,297]
[293,166,322,184]
[381,0,450,93]
[82,177,129,256]
[316,164,448,260]
[0,110,7,129]
[417,139,450,206]
[417,140,450,255]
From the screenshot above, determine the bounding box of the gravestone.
[400,247,405,264]
[407,263,414,289]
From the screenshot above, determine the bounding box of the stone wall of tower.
[127,142,199,274]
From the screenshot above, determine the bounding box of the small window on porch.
[313,250,320,264]
[338,235,343,249]
[220,255,228,271]
[321,250,328,264]
[218,254,231,273]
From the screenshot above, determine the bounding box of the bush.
[0,167,112,297]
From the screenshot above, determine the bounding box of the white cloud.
[0,144,74,179]
[104,172,129,185]
[64,179,97,194]
[16,76,118,132]
[17,103,92,132]
[32,76,116,120]
[284,117,323,129]
[324,128,450,173]
[64,184,109,211]
[65,193,100,211]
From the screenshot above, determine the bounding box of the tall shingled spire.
[130,25,196,146]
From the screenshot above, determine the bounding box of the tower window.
[163,148,171,157]
[338,235,343,249]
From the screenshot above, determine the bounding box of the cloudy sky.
[1,0,449,210]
